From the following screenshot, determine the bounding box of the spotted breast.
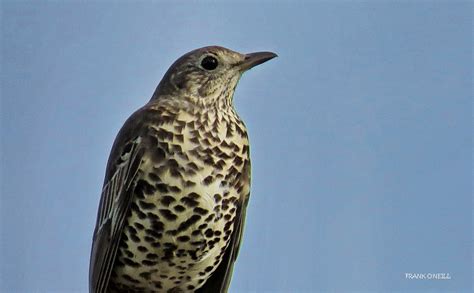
[108,103,250,292]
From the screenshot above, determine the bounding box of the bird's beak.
[238,51,278,72]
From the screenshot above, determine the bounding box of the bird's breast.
[110,109,250,292]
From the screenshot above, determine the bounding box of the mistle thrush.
[89,46,277,292]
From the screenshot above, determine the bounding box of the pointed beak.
[238,51,278,72]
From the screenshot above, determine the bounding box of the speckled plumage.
[89,46,276,293]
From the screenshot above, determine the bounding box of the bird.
[89,46,276,293]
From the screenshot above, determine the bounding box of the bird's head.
[152,46,277,109]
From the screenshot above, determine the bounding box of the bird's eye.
[201,56,218,70]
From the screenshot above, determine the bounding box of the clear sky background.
[1,1,472,292]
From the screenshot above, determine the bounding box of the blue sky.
[1,1,472,292]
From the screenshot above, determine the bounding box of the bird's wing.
[196,160,251,293]
[89,132,145,293]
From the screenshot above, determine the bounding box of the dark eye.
[201,56,218,70]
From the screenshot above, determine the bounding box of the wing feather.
[89,137,143,293]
